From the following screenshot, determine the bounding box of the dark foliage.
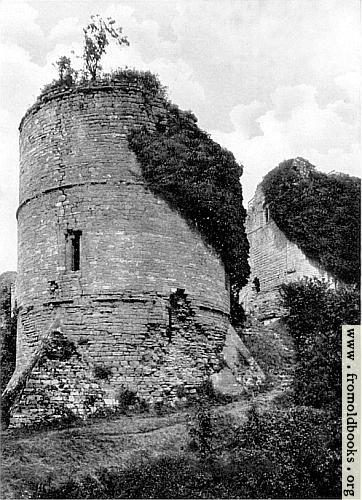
[40,68,167,101]
[232,405,341,499]
[93,364,112,380]
[188,401,237,460]
[188,403,214,459]
[42,332,78,362]
[129,101,250,325]
[280,278,360,409]
[116,386,138,412]
[262,158,360,284]
[108,68,167,99]
[54,56,78,86]
[0,273,17,393]
[33,456,212,499]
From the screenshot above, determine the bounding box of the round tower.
[15,80,231,412]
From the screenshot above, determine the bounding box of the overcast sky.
[0,0,360,273]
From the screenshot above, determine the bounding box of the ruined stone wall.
[240,184,334,319]
[14,82,231,422]
[10,347,108,427]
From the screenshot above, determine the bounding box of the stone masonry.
[10,81,255,426]
[240,170,335,322]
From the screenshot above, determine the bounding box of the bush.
[195,379,234,405]
[33,455,214,499]
[116,386,138,412]
[93,365,112,380]
[262,158,360,284]
[188,402,237,461]
[42,332,78,362]
[280,278,360,409]
[40,68,167,102]
[188,402,213,458]
[188,403,341,498]
[231,405,341,498]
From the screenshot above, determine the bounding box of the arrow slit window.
[65,230,82,271]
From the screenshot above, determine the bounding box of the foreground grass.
[0,392,275,499]
[1,411,189,499]
[1,397,340,499]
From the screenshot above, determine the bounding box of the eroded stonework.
[11,82,251,426]
[240,179,335,321]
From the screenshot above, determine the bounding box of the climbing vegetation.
[42,14,250,324]
[129,100,250,324]
[262,158,360,284]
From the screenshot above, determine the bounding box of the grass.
[1,398,340,499]
[0,391,284,499]
[1,411,188,499]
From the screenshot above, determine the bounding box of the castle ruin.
[8,80,262,426]
[240,158,335,323]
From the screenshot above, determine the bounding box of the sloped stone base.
[9,343,108,428]
[210,325,265,397]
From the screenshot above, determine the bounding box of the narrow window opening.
[166,308,172,342]
[264,207,270,223]
[72,232,81,271]
[66,230,82,271]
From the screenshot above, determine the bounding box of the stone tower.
[13,80,235,423]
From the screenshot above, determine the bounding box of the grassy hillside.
[1,394,340,499]
[1,412,187,499]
